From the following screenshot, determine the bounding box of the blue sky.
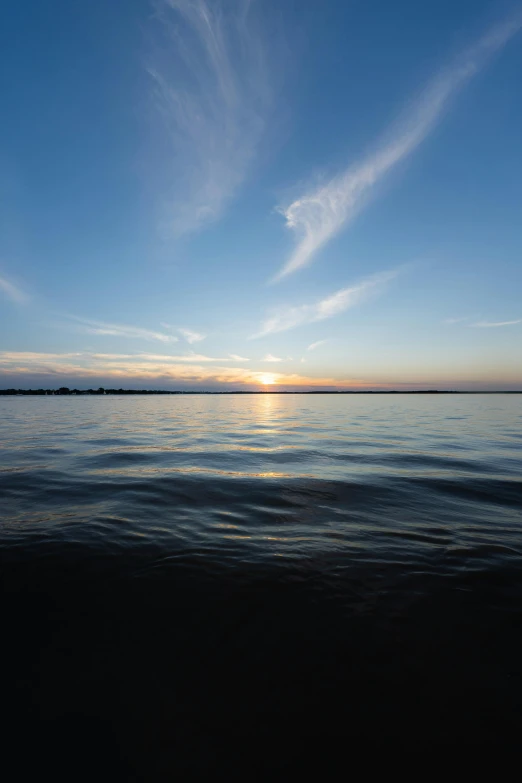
[1,0,521,390]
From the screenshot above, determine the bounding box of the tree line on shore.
[1,388,507,395]
[0,388,182,395]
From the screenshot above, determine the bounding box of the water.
[1,394,522,775]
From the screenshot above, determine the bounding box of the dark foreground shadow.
[3,559,522,778]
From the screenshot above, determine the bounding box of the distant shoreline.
[1,389,521,396]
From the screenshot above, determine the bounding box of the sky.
[1,0,521,391]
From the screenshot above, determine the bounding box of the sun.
[260,373,276,386]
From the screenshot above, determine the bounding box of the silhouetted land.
[1,387,521,395]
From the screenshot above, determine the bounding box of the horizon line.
[1,388,521,395]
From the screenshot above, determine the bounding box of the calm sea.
[2,394,522,775]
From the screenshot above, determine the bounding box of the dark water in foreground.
[1,394,522,775]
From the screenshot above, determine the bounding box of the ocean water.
[2,394,522,775]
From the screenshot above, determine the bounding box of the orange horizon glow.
[1,351,521,391]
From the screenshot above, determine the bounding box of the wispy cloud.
[150,0,279,236]
[179,328,206,344]
[0,274,29,304]
[115,352,234,362]
[78,352,248,364]
[253,269,397,337]
[262,353,282,362]
[444,317,469,324]
[274,12,522,280]
[72,317,179,343]
[471,319,522,328]
[307,339,328,351]
[161,325,206,343]
[228,353,249,361]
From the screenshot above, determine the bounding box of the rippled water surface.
[2,394,522,775]
[2,394,522,563]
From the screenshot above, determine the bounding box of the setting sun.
[260,373,277,386]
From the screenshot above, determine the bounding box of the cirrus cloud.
[307,340,328,351]
[179,328,206,344]
[253,269,398,338]
[274,12,522,280]
[150,0,282,237]
[0,273,29,304]
[71,317,179,343]
[471,319,522,328]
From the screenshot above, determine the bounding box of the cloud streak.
[123,352,247,362]
[274,12,522,280]
[150,0,278,236]
[0,351,243,365]
[179,328,206,344]
[307,340,328,351]
[444,317,469,324]
[0,274,29,304]
[72,317,179,343]
[262,353,282,362]
[253,269,397,337]
[471,319,522,327]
